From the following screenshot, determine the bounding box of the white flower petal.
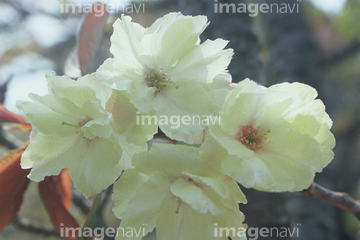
[117,171,172,239]
[156,202,209,240]
[110,16,145,72]
[170,177,225,215]
[153,82,213,144]
[168,39,233,83]
[112,168,149,218]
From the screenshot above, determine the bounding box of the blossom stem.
[79,191,104,240]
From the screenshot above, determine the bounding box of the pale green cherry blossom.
[97,12,233,144]
[112,143,247,240]
[202,79,336,192]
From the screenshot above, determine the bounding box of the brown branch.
[12,216,59,237]
[319,40,360,66]
[302,182,360,220]
[98,185,113,213]
[72,190,91,215]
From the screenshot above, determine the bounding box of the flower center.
[145,68,179,92]
[236,124,270,152]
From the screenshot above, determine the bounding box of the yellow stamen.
[237,125,270,152]
[145,68,179,92]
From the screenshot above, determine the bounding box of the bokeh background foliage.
[0,0,360,239]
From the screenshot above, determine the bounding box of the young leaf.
[64,2,109,78]
[51,169,73,210]
[6,124,32,132]
[0,103,28,123]
[0,143,30,231]
[78,2,109,75]
[39,171,79,240]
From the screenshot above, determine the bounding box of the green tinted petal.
[68,137,123,196]
[16,100,76,136]
[112,168,149,218]
[156,14,208,69]
[182,171,230,199]
[153,82,213,144]
[168,39,233,83]
[96,58,136,91]
[156,201,208,240]
[269,81,318,103]
[48,74,107,107]
[256,152,315,191]
[21,133,81,171]
[106,89,157,147]
[207,207,247,240]
[264,126,323,171]
[222,154,275,189]
[170,178,225,215]
[82,117,112,139]
[110,16,144,72]
[132,143,200,177]
[23,132,122,196]
[117,171,172,239]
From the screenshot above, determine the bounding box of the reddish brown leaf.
[39,172,79,240]
[0,143,30,231]
[7,123,32,132]
[64,2,109,78]
[51,169,73,210]
[0,103,28,123]
[79,2,109,75]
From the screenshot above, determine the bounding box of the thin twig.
[72,190,91,215]
[319,40,360,66]
[98,185,113,213]
[12,216,59,237]
[302,182,360,220]
[0,125,17,149]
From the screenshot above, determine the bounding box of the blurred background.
[0,0,359,239]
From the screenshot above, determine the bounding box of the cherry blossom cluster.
[17,12,335,240]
